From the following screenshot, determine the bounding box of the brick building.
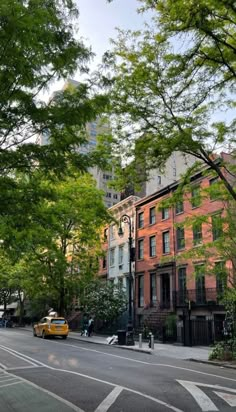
[134,168,231,343]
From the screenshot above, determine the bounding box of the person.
[88,316,94,337]
[81,315,88,336]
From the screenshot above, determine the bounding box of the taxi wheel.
[42,330,47,339]
[33,329,37,337]
[62,335,67,340]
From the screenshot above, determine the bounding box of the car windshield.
[50,319,67,324]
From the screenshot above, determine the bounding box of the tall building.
[38,79,121,208]
[121,152,196,199]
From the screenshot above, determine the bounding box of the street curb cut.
[19,328,152,355]
[188,358,236,370]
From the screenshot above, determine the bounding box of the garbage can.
[117,330,127,345]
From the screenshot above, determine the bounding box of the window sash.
[212,215,223,240]
[149,207,156,224]
[193,223,202,244]
[118,246,123,265]
[163,231,170,253]
[175,201,184,214]
[109,249,115,266]
[149,236,156,257]
[138,212,144,228]
[138,239,144,259]
[162,208,169,220]
[191,186,201,208]
[177,227,185,249]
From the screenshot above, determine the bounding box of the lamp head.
[118,225,124,237]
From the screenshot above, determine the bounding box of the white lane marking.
[7,365,44,371]
[0,345,38,366]
[0,381,24,389]
[177,381,236,411]
[11,374,86,412]
[46,340,236,384]
[5,331,236,384]
[0,361,7,369]
[0,343,184,412]
[0,376,19,383]
[94,386,123,412]
[214,391,236,407]
[177,380,218,411]
[51,367,184,412]
[0,344,47,367]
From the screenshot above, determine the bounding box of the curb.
[188,358,236,370]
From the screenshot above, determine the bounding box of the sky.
[47,0,149,96]
[77,0,148,69]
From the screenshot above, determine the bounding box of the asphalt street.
[0,329,236,412]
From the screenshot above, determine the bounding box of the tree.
[0,0,109,189]
[0,171,112,316]
[82,280,128,324]
[102,0,236,199]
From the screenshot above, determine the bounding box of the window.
[149,236,156,257]
[150,273,157,305]
[113,194,118,199]
[212,214,223,240]
[157,175,162,185]
[109,248,115,266]
[138,239,144,259]
[110,224,115,240]
[195,265,205,303]
[162,231,170,254]
[191,186,201,208]
[162,207,169,220]
[103,174,112,180]
[138,275,144,307]
[209,177,219,201]
[118,277,123,289]
[149,207,156,224]
[193,222,202,245]
[102,257,107,269]
[175,200,184,215]
[176,227,185,250]
[106,192,112,198]
[118,245,124,266]
[178,267,187,304]
[215,261,227,297]
[138,212,144,228]
[104,228,108,241]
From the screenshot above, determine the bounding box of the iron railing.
[173,288,224,307]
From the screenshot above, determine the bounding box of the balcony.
[173,288,225,308]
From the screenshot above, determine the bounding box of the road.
[0,329,236,412]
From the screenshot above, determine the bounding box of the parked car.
[33,316,69,339]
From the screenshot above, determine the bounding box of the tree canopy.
[102,0,236,199]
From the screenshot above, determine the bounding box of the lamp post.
[118,214,134,344]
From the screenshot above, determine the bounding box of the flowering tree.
[82,281,127,323]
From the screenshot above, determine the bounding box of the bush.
[209,339,236,361]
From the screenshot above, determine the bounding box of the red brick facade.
[135,172,229,328]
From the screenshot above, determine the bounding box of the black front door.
[161,273,170,308]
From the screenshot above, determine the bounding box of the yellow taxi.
[33,316,69,339]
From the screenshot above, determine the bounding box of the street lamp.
[118,214,134,345]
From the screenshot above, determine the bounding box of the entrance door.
[161,273,170,309]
